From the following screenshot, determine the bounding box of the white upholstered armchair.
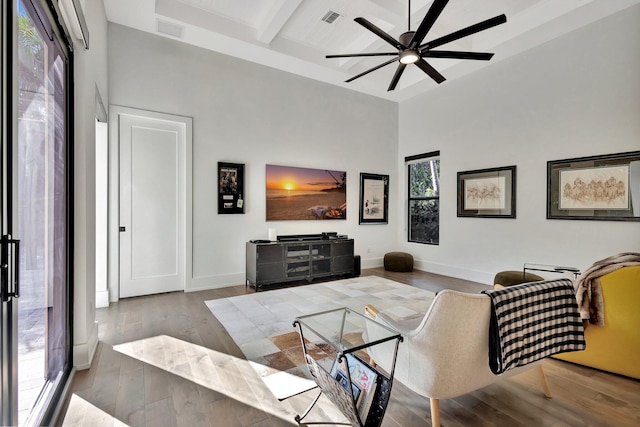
[365,289,552,427]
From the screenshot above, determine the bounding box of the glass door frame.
[2,0,74,425]
[1,0,19,424]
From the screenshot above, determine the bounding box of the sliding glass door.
[2,0,72,425]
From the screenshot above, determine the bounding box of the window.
[407,152,440,244]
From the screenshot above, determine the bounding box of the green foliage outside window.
[409,160,440,198]
[18,8,45,119]
[408,155,440,244]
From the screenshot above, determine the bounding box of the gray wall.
[108,23,399,291]
[397,5,640,283]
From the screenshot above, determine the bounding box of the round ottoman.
[384,252,414,272]
[494,270,544,287]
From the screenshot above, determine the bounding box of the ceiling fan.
[326,0,507,91]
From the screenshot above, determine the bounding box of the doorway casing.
[108,106,193,303]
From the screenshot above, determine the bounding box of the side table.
[523,263,581,280]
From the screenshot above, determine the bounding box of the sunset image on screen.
[265,164,346,221]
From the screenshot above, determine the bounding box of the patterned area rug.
[205,276,436,399]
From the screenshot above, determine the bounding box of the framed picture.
[265,164,346,221]
[547,151,640,221]
[218,162,244,214]
[359,173,389,224]
[457,166,516,218]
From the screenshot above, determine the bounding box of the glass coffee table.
[293,307,402,427]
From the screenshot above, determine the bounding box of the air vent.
[156,19,185,39]
[321,11,341,24]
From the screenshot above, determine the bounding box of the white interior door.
[119,112,189,298]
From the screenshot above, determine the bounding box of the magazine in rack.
[335,370,362,403]
[330,353,379,422]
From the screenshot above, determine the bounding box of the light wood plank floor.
[58,269,640,426]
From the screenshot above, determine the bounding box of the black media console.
[246,234,355,291]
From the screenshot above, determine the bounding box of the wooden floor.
[58,268,640,426]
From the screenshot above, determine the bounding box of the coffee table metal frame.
[293,307,402,427]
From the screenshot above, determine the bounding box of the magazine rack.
[293,307,402,427]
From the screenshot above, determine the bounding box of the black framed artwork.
[547,151,640,221]
[218,162,244,214]
[457,166,516,218]
[359,173,389,224]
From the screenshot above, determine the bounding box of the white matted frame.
[547,151,640,221]
[457,166,516,218]
[359,173,389,224]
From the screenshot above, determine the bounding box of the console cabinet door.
[332,240,355,274]
[256,245,285,283]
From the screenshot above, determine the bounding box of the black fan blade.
[354,17,404,49]
[388,64,407,91]
[326,52,398,59]
[345,58,398,83]
[423,50,494,60]
[415,59,445,84]
[409,0,450,48]
[421,14,506,50]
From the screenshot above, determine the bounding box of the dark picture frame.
[359,173,389,224]
[547,151,640,221]
[457,166,516,218]
[218,162,244,214]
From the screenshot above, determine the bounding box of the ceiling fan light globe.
[399,50,420,64]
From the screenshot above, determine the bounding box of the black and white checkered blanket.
[482,278,585,375]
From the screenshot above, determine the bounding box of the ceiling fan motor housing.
[398,31,420,64]
[399,31,416,49]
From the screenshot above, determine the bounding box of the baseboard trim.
[73,321,99,370]
[187,273,246,292]
[360,257,384,269]
[414,259,493,285]
[185,259,492,291]
[96,290,109,308]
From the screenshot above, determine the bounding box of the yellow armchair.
[554,266,640,379]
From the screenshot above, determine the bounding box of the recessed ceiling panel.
[176,0,278,29]
[102,0,638,102]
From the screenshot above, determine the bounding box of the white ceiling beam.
[257,0,303,45]
[334,0,407,71]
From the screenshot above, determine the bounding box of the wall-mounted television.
[266,164,346,221]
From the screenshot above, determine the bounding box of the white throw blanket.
[574,252,640,326]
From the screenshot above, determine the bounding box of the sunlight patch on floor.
[61,394,130,427]
[112,335,347,425]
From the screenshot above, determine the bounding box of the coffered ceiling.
[102,0,640,102]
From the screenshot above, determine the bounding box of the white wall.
[72,1,639,370]
[71,0,108,368]
[107,23,399,293]
[95,120,108,308]
[398,5,640,284]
